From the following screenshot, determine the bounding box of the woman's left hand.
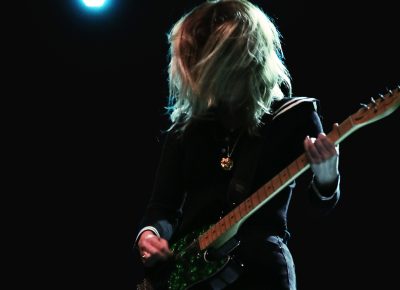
[303,127,339,186]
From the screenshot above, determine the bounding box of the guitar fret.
[339,117,353,137]
[234,207,241,221]
[246,198,253,211]
[288,162,298,177]
[260,182,272,201]
[214,224,222,240]
[224,216,231,228]
[219,219,226,232]
[296,154,308,169]
[265,182,273,195]
[229,212,236,224]
[225,217,231,229]
[208,228,214,242]
[251,192,259,206]
[294,158,301,171]
[271,176,281,191]
[211,226,218,241]
[240,202,248,216]
[278,171,284,184]
[256,189,264,203]
[257,186,266,200]
[260,185,268,199]
[269,180,275,191]
[328,130,339,143]
[200,233,210,249]
[224,218,229,230]
[280,168,290,183]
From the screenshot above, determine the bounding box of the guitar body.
[137,227,244,290]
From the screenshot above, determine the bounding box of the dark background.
[23,0,399,289]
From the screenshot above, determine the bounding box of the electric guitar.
[137,86,400,290]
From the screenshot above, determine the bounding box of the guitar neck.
[198,89,399,251]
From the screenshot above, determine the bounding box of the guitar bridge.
[204,237,241,262]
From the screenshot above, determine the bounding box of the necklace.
[220,132,242,171]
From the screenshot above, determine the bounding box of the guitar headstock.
[351,86,400,127]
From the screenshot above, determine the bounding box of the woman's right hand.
[137,230,172,267]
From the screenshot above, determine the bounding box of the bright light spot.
[82,0,106,8]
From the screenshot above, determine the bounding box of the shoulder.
[272,96,320,120]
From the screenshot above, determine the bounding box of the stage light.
[82,0,106,8]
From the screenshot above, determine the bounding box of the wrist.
[134,226,161,249]
[139,230,157,241]
[312,174,340,200]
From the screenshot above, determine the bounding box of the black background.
[22,0,399,289]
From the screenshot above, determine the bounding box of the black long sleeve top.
[135,97,340,245]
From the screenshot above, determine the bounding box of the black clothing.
[136,97,340,289]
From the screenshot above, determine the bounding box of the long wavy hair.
[167,0,291,133]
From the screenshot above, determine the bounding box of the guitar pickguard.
[168,227,230,290]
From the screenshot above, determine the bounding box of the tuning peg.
[360,103,369,109]
[378,94,385,100]
[370,97,379,112]
[370,97,378,111]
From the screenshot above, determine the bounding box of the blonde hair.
[167,0,291,133]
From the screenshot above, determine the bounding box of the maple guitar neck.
[198,88,400,251]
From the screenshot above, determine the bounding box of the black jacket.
[136,97,340,244]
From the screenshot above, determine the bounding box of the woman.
[135,1,340,289]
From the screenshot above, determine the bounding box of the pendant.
[220,157,234,171]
